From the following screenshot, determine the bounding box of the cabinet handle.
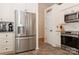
[6,34,7,37]
[6,48,8,50]
[50,30,53,32]
[6,41,8,43]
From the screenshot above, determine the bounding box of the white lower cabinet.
[0,33,15,54]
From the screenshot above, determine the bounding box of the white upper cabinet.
[57,4,79,24]
[0,6,14,22]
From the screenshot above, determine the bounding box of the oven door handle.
[61,35,79,38]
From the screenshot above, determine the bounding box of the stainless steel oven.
[65,12,79,23]
[61,34,79,49]
[61,31,79,54]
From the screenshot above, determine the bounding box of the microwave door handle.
[77,12,79,19]
[18,27,21,34]
[77,12,78,19]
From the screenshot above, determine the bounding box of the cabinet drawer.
[6,33,15,38]
[0,39,13,45]
[0,34,6,39]
[0,45,4,53]
[0,45,14,53]
[0,44,14,53]
[0,46,6,53]
[5,45,14,52]
[6,41,14,47]
[0,40,6,46]
[0,33,15,39]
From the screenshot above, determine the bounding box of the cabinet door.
[6,33,15,45]
[6,33,15,52]
[0,33,6,53]
[5,40,15,52]
[5,44,14,52]
[0,41,5,53]
[62,4,79,15]
[29,37,36,50]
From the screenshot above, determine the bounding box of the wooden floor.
[39,38,45,47]
[15,38,73,55]
[16,43,73,55]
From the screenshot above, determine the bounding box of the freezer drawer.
[28,37,36,50]
[15,38,29,53]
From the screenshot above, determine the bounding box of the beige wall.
[38,3,53,38]
[38,4,44,38]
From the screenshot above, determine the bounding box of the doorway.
[38,3,53,47]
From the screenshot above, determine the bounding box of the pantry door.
[45,7,55,45]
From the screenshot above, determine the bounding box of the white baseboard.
[46,42,61,48]
[35,47,39,50]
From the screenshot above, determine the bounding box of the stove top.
[61,31,79,38]
[62,31,79,35]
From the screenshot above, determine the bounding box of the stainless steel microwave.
[64,12,79,23]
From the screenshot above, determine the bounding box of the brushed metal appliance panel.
[28,36,36,50]
[26,12,30,36]
[15,10,26,37]
[26,12,36,36]
[15,37,29,53]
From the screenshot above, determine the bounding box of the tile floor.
[16,43,73,55]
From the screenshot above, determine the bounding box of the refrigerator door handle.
[16,37,28,40]
[17,38,19,49]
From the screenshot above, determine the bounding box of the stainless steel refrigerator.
[15,10,36,53]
